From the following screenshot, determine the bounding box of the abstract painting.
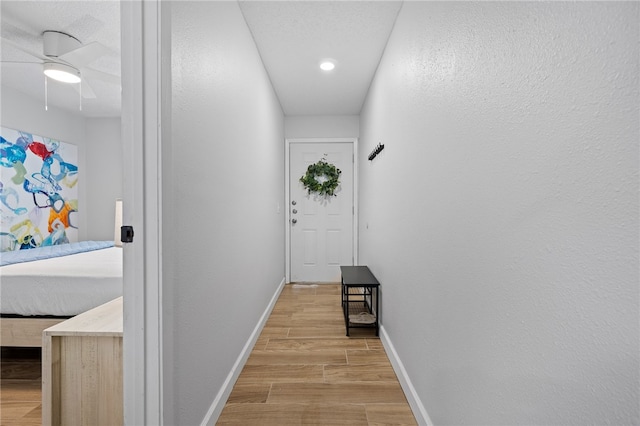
[0,126,78,252]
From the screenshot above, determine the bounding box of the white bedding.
[0,246,122,316]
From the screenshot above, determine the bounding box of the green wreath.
[299,159,342,197]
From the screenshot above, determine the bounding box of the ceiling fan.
[1,30,120,101]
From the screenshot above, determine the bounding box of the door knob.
[292,218,297,224]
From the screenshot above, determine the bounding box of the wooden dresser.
[42,297,123,426]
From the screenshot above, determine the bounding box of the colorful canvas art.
[0,127,78,252]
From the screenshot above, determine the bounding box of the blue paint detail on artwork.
[0,136,27,167]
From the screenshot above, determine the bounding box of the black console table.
[340,266,380,336]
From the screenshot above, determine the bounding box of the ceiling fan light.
[43,62,81,84]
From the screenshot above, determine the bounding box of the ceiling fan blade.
[58,42,112,68]
[0,61,41,66]
[81,67,120,86]
[70,78,97,99]
[1,36,47,62]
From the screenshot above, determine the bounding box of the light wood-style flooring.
[0,347,42,426]
[217,283,417,425]
[0,284,416,425]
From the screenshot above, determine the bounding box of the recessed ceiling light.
[320,61,335,71]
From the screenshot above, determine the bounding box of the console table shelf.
[340,266,380,336]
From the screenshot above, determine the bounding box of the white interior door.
[289,142,354,282]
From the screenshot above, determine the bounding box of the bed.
[0,241,122,347]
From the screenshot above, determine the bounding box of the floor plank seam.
[266,382,274,404]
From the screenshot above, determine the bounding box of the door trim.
[121,1,163,424]
[285,138,359,283]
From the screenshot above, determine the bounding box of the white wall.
[85,118,122,241]
[166,2,285,424]
[359,2,639,425]
[285,115,359,138]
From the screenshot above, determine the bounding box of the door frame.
[285,138,359,283]
[121,1,164,424]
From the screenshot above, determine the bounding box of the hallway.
[217,283,416,425]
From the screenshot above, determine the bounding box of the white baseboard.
[379,325,433,426]
[200,277,286,426]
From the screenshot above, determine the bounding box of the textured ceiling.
[0,1,402,118]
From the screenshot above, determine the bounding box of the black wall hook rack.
[368,143,385,161]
